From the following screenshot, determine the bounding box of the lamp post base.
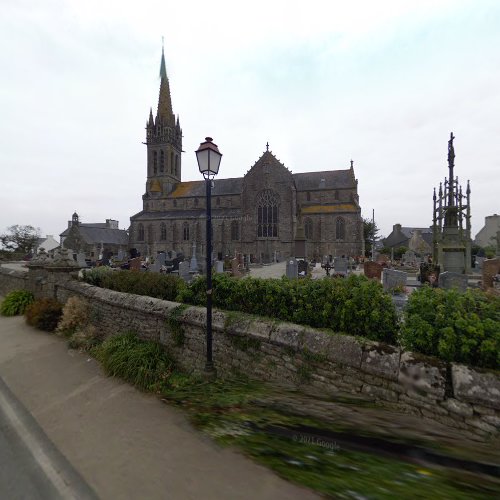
[203,362,217,381]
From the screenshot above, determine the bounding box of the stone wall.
[1,265,499,438]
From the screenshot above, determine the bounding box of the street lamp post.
[195,137,222,376]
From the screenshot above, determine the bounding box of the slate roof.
[60,225,128,245]
[170,178,243,198]
[131,208,241,221]
[293,170,356,191]
[163,169,356,199]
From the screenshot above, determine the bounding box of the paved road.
[0,314,317,500]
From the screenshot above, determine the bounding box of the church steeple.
[144,44,182,201]
[157,46,174,125]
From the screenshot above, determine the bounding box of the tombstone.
[297,259,308,277]
[382,269,407,293]
[231,258,242,277]
[215,260,224,273]
[438,271,468,292]
[364,261,383,280]
[178,261,191,282]
[475,256,485,270]
[129,257,142,271]
[482,258,500,290]
[150,252,166,273]
[76,252,88,268]
[286,258,298,279]
[334,257,348,276]
[402,250,417,266]
[190,242,199,272]
[419,263,440,286]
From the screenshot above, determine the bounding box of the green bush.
[80,267,115,287]
[400,287,500,369]
[0,290,34,316]
[25,298,63,332]
[95,332,175,392]
[178,274,398,343]
[82,269,185,302]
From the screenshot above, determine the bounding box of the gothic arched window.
[160,150,165,172]
[160,223,167,241]
[216,197,221,206]
[153,152,158,174]
[305,218,313,240]
[257,189,279,238]
[231,220,240,241]
[183,223,189,241]
[170,151,174,174]
[147,224,154,244]
[334,190,339,200]
[306,191,311,202]
[138,224,144,241]
[175,155,179,177]
[194,197,199,207]
[336,217,345,240]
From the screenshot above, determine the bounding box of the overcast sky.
[1,0,499,242]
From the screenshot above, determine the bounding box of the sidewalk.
[0,315,317,500]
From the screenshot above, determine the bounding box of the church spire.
[157,44,174,125]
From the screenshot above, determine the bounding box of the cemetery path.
[0,315,318,500]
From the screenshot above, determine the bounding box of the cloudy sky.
[1,0,499,241]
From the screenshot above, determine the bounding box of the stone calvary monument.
[432,133,472,274]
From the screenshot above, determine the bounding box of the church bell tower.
[144,45,182,202]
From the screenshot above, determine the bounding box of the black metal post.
[205,176,215,375]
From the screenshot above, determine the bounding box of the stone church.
[129,50,363,263]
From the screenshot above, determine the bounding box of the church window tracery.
[160,223,167,241]
[336,217,345,240]
[231,220,240,241]
[153,152,158,174]
[138,224,145,241]
[257,189,279,238]
[160,150,165,172]
[183,223,189,241]
[305,218,313,240]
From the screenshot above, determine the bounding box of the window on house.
[183,223,189,241]
[305,218,313,240]
[175,155,179,177]
[231,220,239,241]
[160,223,167,241]
[307,191,311,201]
[138,224,145,241]
[336,217,345,240]
[216,197,221,206]
[334,190,339,200]
[170,151,174,174]
[160,150,165,172]
[257,189,279,238]
[153,151,158,174]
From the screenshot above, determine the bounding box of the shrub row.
[82,268,184,302]
[178,274,399,343]
[400,287,500,369]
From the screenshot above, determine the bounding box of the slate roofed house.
[383,224,433,255]
[60,212,129,261]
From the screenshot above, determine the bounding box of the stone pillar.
[45,248,82,300]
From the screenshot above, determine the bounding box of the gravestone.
[475,256,485,270]
[482,258,500,290]
[215,260,224,273]
[297,259,308,277]
[286,258,298,279]
[117,249,125,261]
[129,257,142,271]
[178,261,191,282]
[364,261,383,280]
[438,271,468,292]
[76,252,88,268]
[231,258,241,277]
[190,242,198,272]
[419,263,440,286]
[151,252,166,273]
[382,268,407,293]
[402,250,417,266]
[334,257,348,276]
